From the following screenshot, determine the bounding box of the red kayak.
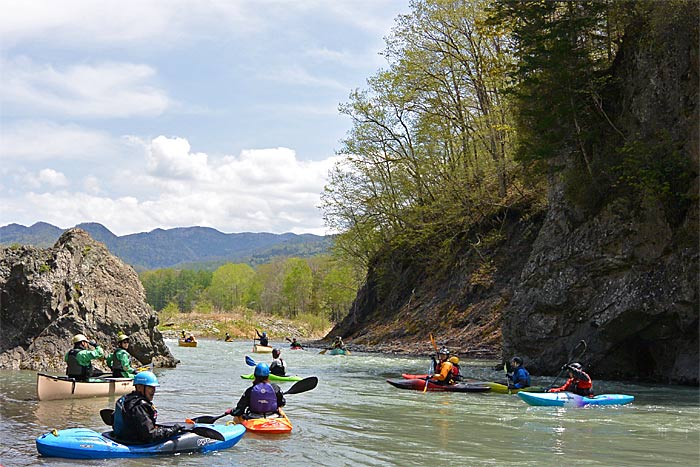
[402,373,429,379]
[387,378,490,392]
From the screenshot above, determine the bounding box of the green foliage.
[39,264,51,274]
[140,268,212,312]
[205,263,255,310]
[281,258,313,318]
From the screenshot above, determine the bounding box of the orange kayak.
[235,409,292,434]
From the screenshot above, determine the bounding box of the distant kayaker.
[448,356,463,382]
[184,333,195,343]
[65,334,105,381]
[107,333,136,378]
[225,332,233,342]
[226,363,286,418]
[548,362,593,396]
[430,347,455,385]
[507,356,531,389]
[269,348,287,376]
[289,337,303,349]
[113,371,184,443]
[256,329,269,347]
[331,336,346,350]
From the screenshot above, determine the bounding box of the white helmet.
[72,334,89,344]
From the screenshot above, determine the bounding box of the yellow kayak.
[486,382,546,394]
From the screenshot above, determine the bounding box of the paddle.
[549,339,587,390]
[424,333,439,393]
[285,336,304,350]
[99,409,225,440]
[319,349,327,355]
[245,355,256,367]
[504,362,511,395]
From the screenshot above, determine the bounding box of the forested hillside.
[322,0,698,384]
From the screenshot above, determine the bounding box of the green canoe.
[240,373,303,382]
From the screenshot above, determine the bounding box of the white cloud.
[0,136,339,235]
[0,120,118,161]
[1,58,171,118]
[36,169,69,187]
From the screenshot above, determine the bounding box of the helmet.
[569,362,582,370]
[116,333,129,343]
[72,334,89,344]
[254,362,270,378]
[133,371,159,387]
[511,356,523,365]
[438,347,450,355]
[262,332,267,337]
[448,356,460,364]
[272,348,280,358]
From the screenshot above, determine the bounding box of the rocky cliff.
[0,228,177,371]
[331,3,698,385]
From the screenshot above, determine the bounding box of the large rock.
[0,228,177,371]
[501,3,698,385]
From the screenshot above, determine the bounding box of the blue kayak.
[36,424,246,459]
[518,391,634,407]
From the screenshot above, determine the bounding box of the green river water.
[0,339,698,466]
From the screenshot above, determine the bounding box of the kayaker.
[184,332,195,343]
[256,329,269,347]
[331,336,346,350]
[289,337,303,349]
[65,334,105,381]
[448,356,463,381]
[113,371,184,444]
[225,332,233,342]
[269,348,287,376]
[507,356,531,389]
[548,362,593,396]
[106,333,136,378]
[430,347,455,385]
[226,363,286,418]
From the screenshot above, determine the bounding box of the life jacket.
[113,392,158,442]
[66,348,92,379]
[249,382,278,414]
[512,367,531,388]
[270,358,286,376]
[451,364,462,381]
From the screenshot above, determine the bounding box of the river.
[1,339,698,466]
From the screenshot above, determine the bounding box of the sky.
[0,0,410,236]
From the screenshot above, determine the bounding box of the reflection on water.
[0,339,698,467]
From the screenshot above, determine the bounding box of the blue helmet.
[262,332,267,337]
[133,371,159,387]
[254,362,270,377]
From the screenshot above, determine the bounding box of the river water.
[0,339,698,466]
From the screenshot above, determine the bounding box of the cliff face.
[0,228,177,371]
[332,4,698,385]
[502,4,698,385]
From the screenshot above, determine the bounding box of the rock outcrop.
[501,3,698,385]
[0,228,177,371]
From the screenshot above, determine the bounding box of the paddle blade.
[319,349,327,355]
[100,409,114,426]
[191,413,226,424]
[190,426,225,441]
[245,355,256,366]
[284,376,318,395]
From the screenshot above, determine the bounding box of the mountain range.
[0,222,332,271]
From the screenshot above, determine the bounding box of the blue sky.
[0,0,410,236]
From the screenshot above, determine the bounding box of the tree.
[205,263,255,311]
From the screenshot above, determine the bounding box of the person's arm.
[227,387,251,416]
[274,384,286,408]
[131,400,181,442]
[433,362,453,381]
[567,366,591,383]
[548,378,572,393]
[76,346,104,366]
[105,353,114,369]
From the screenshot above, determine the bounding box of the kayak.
[328,348,346,355]
[36,373,133,401]
[387,378,490,392]
[35,424,246,459]
[178,339,197,347]
[240,373,303,382]
[485,382,547,394]
[235,409,293,434]
[253,344,273,353]
[518,391,635,407]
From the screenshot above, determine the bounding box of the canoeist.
[548,363,593,396]
[331,336,345,350]
[65,334,105,381]
[113,371,184,443]
[226,363,285,418]
[507,356,531,389]
[184,333,195,343]
[256,329,269,347]
[269,348,287,376]
[107,333,136,378]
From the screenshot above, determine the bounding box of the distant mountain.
[0,222,333,271]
